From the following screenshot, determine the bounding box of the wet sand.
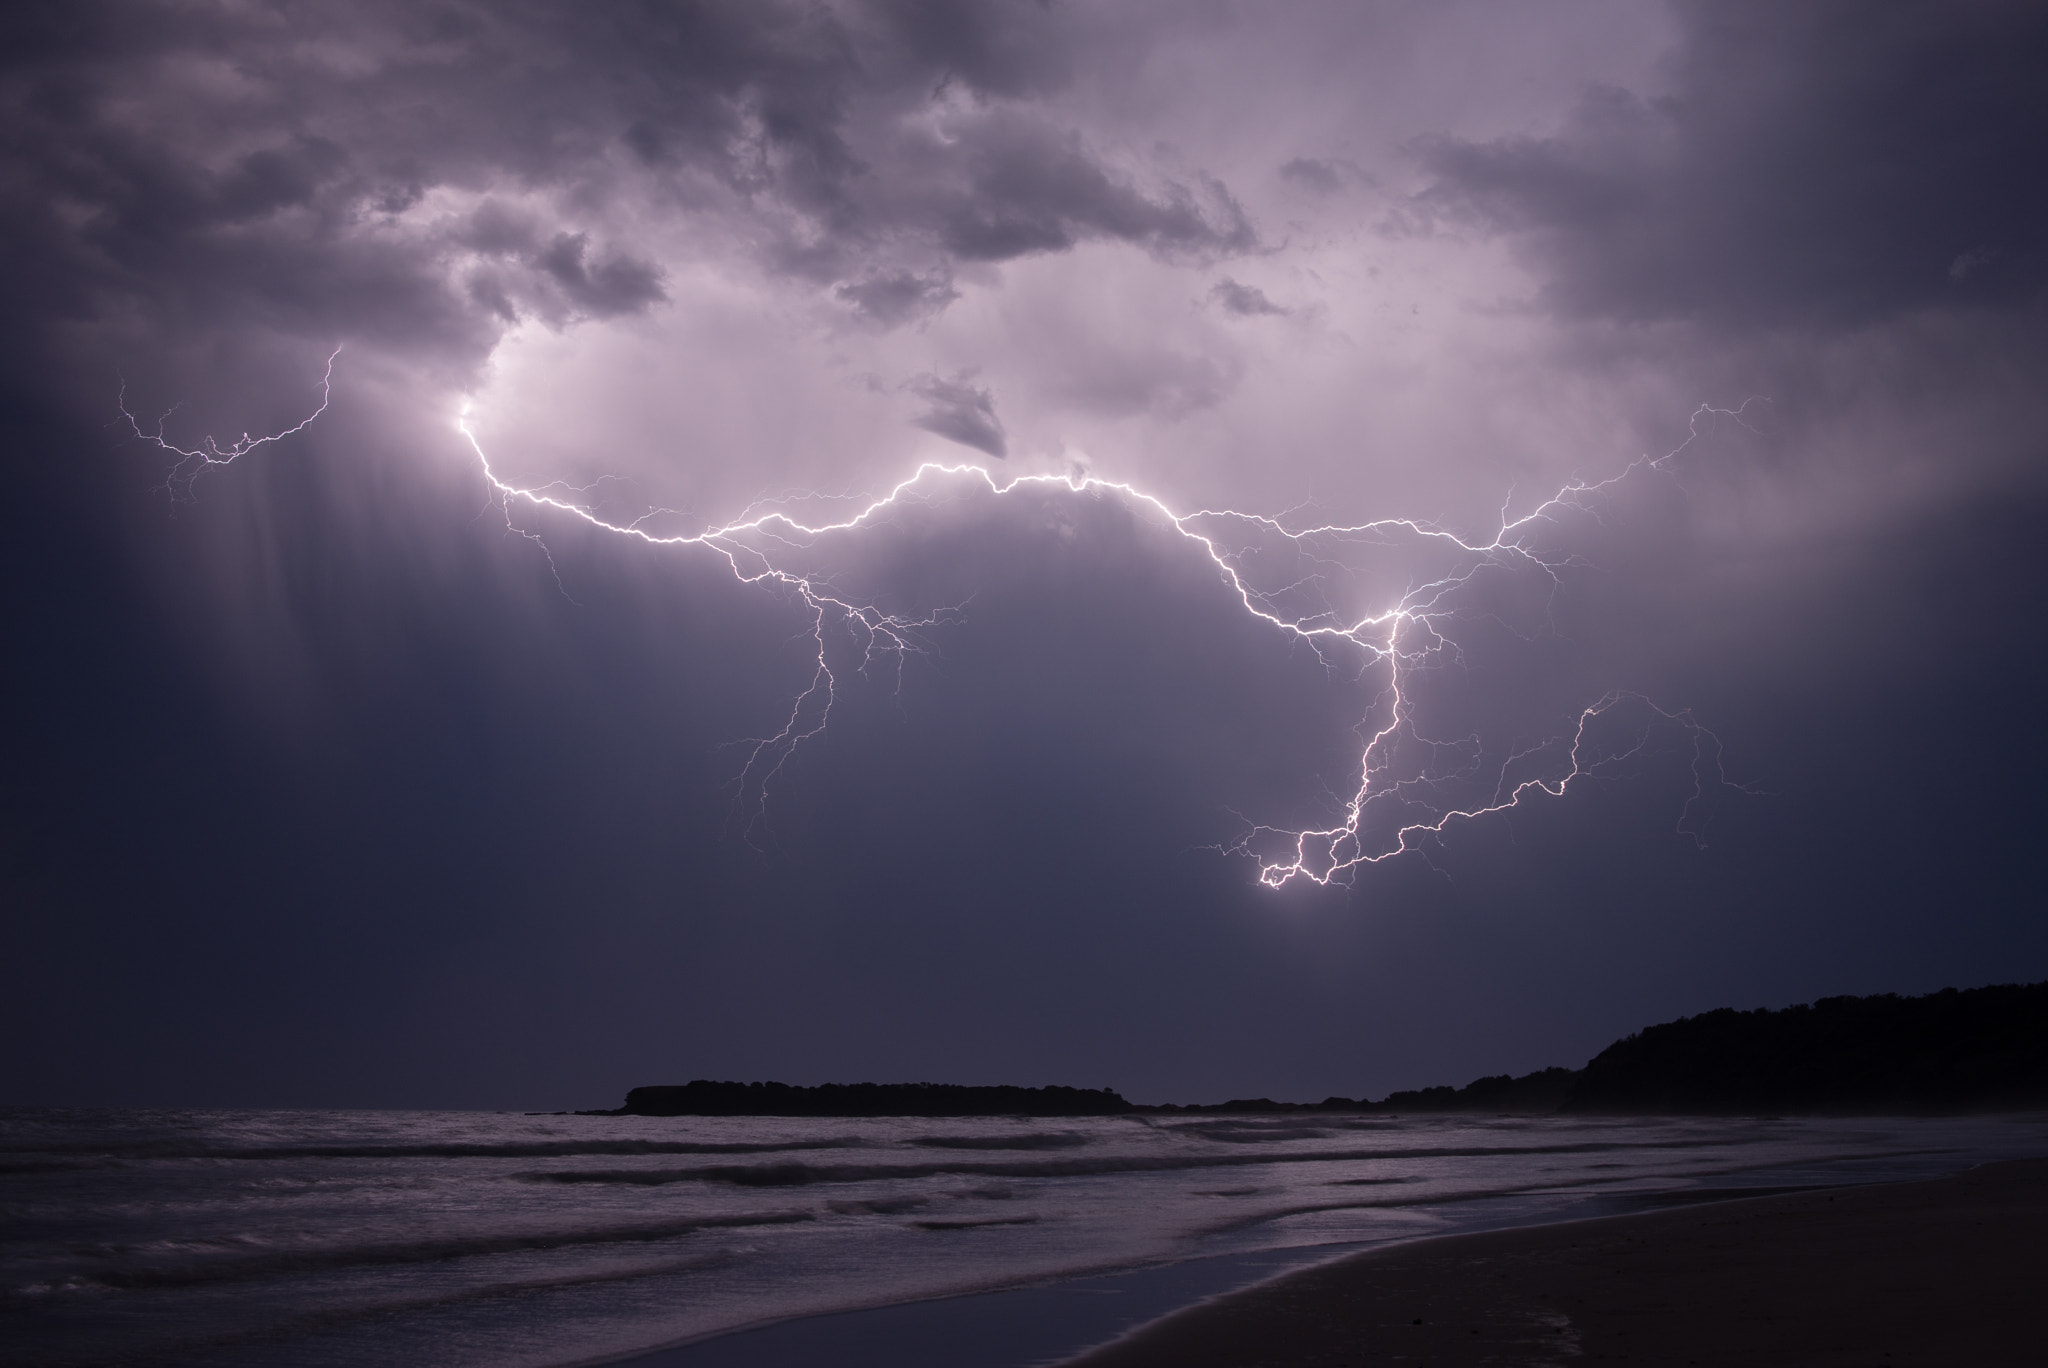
[1059,1157,2048,1367]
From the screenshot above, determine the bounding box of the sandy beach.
[1060,1156,2048,1367]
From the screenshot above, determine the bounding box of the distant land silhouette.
[606,982,2048,1117]
[613,1081,1131,1118]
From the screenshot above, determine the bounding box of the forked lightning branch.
[125,358,1745,889]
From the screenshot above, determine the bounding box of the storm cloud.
[1419,0,2048,328]
[905,371,1007,456]
[1209,278,1288,318]
[3,0,2044,1112]
[0,0,1256,402]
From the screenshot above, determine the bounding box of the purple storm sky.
[3,1,2045,1108]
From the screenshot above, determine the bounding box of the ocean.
[5,1106,2044,1368]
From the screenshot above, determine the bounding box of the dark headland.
[603,980,2048,1117]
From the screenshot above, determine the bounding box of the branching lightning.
[126,359,1750,889]
[120,349,341,497]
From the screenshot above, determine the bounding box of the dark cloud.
[864,0,1074,99]
[1277,156,1369,196]
[1419,0,2048,328]
[0,0,1255,391]
[1279,157,1344,194]
[928,115,1257,263]
[906,371,1008,456]
[535,233,667,319]
[452,210,668,324]
[1209,277,1288,317]
[836,268,960,328]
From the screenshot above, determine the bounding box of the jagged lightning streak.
[129,359,1749,888]
[120,348,341,498]
[452,401,963,831]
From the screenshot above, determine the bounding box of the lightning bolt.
[120,348,341,498]
[128,358,1751,887]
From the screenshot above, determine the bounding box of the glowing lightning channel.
[120,348,341,498]
[131,358,1751,888]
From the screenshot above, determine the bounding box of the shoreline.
[1056,1156,2048,1367]
[600,1149,2048,1368]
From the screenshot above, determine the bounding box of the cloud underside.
[906,371,1007,457]
[0,0,1254,389]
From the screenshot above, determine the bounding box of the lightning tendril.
[123,358,1752,888]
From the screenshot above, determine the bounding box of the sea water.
[4,1107,2043,1368]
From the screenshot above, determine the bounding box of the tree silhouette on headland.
[608,982,2048,1117]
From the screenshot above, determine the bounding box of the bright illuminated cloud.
[46,0,2048,868]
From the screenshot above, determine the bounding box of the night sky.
[4,1,2045,1110]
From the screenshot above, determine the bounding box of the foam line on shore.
[1056,1156,2048,1367]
